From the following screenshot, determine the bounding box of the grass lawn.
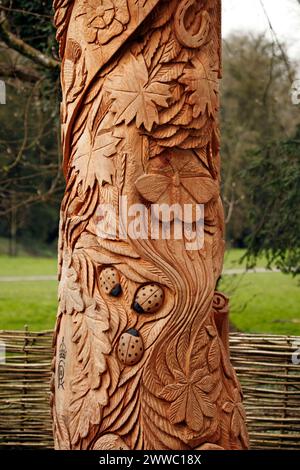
[0,281,57,330]
[0,254,58,330]
[0,255,57,277]
[223,247,268,270]
[0,251,299,334]
[220,272,300,336]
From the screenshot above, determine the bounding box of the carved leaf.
[171,103,193,126]
[54,414,71,450]
[180,55,219,118]
[168,390,188,425]
[159,383,183,402]
[159,95,186,125]
[72,301,111,389]
[69,380,104,444]
[208,337,221,372]
[194,375,215,394]
[188,389,205,431]
[153,63,185,83]
[72,129,120,192]
[160,37,182,63]
[156,129,190,148]
[231,408,241,438]
[222,401,234,414]
[105,54,171,131]
[58,261,84,315]
[68,292,114,445]
[76,253,95,297]
[93,434,129,450]
[53,0,75,57]
[143,29,162,68]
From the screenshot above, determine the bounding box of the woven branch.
[0,330,299,449]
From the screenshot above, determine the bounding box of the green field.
[0,250,299,334]
[220,272,300,335]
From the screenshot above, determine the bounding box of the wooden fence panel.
[0,330,299,449]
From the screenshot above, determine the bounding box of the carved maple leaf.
[180,55,219,119]
[72,129,120,192]
[105,54,171,131]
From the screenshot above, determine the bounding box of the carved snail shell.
[99,266,122,297]
[132,284,164,314]
[118,329,144,366]
[175,0,210,49]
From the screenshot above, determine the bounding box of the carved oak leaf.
[69,298,113,445]
[72,301,111,388]
[72,129,120,192]
[58,256,84,315]
[105,54,171,131]
[179,55,219,118]
[69,378,105,444]
[160,368,217,432]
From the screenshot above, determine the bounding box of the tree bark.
[52,0,249,450]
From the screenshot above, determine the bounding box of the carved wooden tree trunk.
[52,0,249,450]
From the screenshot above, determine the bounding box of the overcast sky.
[223,0,300,62]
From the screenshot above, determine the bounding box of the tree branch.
[0,11,60,70]
[0,62,41,82]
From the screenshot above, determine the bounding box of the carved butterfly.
[135,153,219,222]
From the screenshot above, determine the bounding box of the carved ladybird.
[100,267,122,297]
[132,284,164,314]
[117,329,144,366]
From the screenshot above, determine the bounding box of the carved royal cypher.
[51,0,249,450]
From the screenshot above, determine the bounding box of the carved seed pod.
[65,38,82,63]
[99,267,122,297]
[63,40,82,91]
[133,284,164,314]
[118,329,144,366]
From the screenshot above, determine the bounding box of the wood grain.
[52,0,249,450]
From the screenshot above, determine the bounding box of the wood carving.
[52,0,249,450]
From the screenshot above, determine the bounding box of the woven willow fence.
[0,330,299,449]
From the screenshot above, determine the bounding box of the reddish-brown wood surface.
[52,0,249,450]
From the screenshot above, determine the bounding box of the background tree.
[241,126,300,275]
[0,0,62,255]
[221,33,299,248]
[0,2,299,269]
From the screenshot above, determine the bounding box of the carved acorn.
[133,284,164,314]
[99,267,122,297]
[117,329,144,366]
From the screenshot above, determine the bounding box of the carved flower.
[159,368,217,432]
[78,0,130,45]
[222,388,248,446]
